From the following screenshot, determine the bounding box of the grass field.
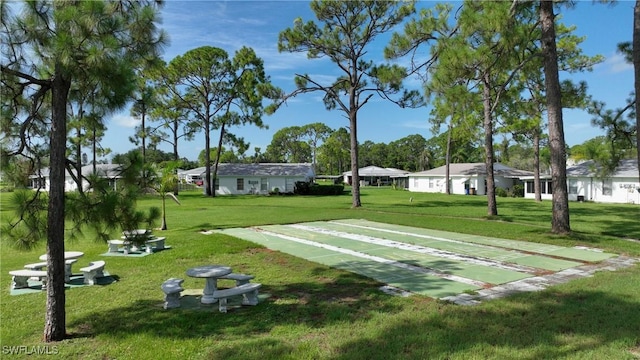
[1,187,639,359]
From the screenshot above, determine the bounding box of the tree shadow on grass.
[331,289,640,360]
[68,281,640,359]
[67,270,401,340]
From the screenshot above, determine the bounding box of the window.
[602,179,612,196]
[568,180,578,194]
[215,178,220,190]
[547,180,553,194]
[260,177,268,192]
[526,181,534,194]
[236,178,244,191]
[428,177,434,189]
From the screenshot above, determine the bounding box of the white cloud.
[110,113,139,128]
[401,120,430,130]
[603,53,632,74]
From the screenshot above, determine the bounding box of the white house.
[197,163,315,195]
[342,166,411,186]
[522,159,640,204]
[407,163,533,195]
[29,164,123,192]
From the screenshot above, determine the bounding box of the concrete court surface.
[214,219,638,305]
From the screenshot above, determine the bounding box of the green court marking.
[301,221,582,271]
[263,224,530,285]
[331,219,616,262]
[218,227,478,298]
[215,220,620,299]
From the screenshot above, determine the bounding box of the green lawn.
[1,188,639,359]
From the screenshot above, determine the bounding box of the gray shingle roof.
[192,163,314,177]
[342,166,410,177]
[567,159,639,178]
[410,163,533,178]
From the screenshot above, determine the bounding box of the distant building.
[29,164,123,192]
[521,158,640,204]
[184,163,315,195]
[407,163,532,195]
[342,166,411,186]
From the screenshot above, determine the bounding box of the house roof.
[342,166,410,177]
[193,163,314,177]
[31,164,124,178]
[566,159,639,178]
[410,163,533,178]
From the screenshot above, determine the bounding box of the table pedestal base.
[201,278,219,304]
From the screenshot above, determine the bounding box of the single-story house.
[177,168,203,185]
[196,163,315,195]
[521,158,640,204]
[29,164,123,192]
[342,166,411,186]
[407,163,533,195]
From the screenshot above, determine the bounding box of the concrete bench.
[24,259,78,282]
[219,273,255,286]
[145,237,166,253]
[161,278,184,309]
[108,239,132,254]
[80,260,106,285]
[24,262,47,271]
[212,283,262,313]
[9,270,47,290]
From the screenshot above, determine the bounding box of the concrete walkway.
[442,255,639,305]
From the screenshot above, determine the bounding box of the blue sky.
[102,1,635,162]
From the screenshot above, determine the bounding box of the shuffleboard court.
[214,219,618,299]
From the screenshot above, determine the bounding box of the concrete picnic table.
[38,251,84,282]
[186,265,232,304]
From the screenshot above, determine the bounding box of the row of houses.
[28,160,640,204]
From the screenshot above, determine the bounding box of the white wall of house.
[570,177,640,204]
[524,177,640,204]
[408,175,522,195]
[214,176,305,195]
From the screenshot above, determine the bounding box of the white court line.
[255,228,488,287]
[290,224,540,275]
[327,221,549,262]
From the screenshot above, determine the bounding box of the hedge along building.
[407,163,533,195]
[196,163,315,195]
[521,158,640,204]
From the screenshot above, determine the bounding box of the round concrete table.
[39,251,84,261]
[186,265,232,304]
[39,251,84,283]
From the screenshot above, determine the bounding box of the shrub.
[495,187,508,197]
[510,184,524,198]
[294,181,311,195]
[310,184,345,196]
[293,181,345,196]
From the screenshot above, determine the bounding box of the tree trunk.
[92,127,97,174]
[349,109,361,208]
[445,122,452,195]
[161,197,167,230]
[44,70,71,342]
[212,123,226,198]
[204,116,212,197]
[482,73,497,216]
[634,1,640,184]
[533,127,542,202]
[541,0,570,234]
